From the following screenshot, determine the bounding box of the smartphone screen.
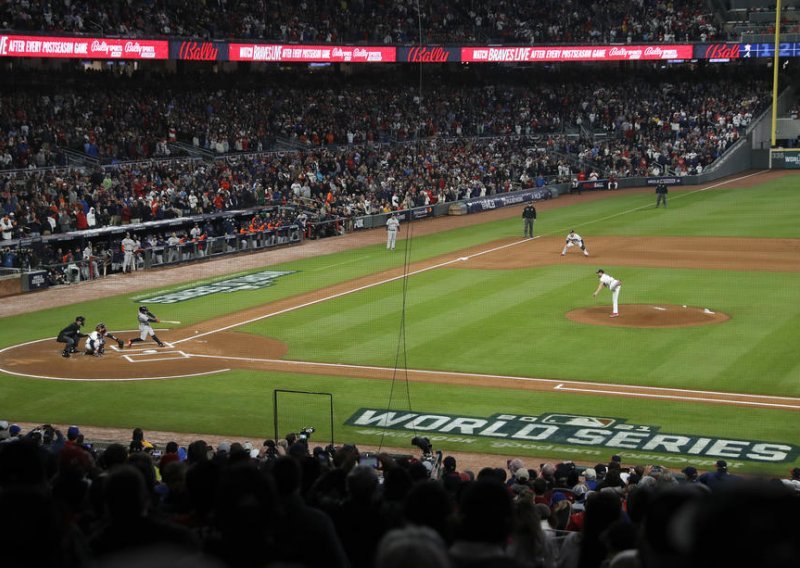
[360,455,379,468]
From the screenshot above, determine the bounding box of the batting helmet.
[96,323,106,331]
[76,316,85,324]
[139,306,149,313]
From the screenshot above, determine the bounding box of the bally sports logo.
[139,270,295,304]
[346,409,799,463]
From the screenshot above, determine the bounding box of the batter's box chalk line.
[110,341,175,352]
[123,350,190,363]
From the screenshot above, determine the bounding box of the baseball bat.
[160,320,181,324]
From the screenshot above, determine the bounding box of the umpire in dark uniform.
[655,182,668,208]
[522,203,537,238]
[57,316,87,358]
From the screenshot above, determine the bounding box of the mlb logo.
[540,414,616,428]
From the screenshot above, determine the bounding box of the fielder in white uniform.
[386,213,400,251]
[562,230,589,256]
[593,269,622,317]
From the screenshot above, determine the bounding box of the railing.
[37,227,304,285]
[168,141,215,160]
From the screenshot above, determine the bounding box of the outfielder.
[561,230,589,257]
[386,213,400,251]
[57,315,87,358]
[127,306,166,348]
[593,269,622,317]
[85,323,124,356]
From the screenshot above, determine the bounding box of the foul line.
[554,385,800,410]
[0,368,231,382]
[172,236,542,345]
[183,352,800,409]
[551,170,766,235]
[176,171,767,347]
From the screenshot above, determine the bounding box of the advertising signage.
[6,34,800,64]
[461,44,693,63]
[229,43,396,63]
[695,43,741,60]
[0,34,168,59]
[397,46,460,63]
[170,40,229,61]
[740,42,800,58]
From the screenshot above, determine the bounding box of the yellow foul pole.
[771,0,782,147]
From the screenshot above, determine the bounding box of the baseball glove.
[117,338,124,348]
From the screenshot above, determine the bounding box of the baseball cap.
[9,424,21,436]
[716,460,728,469]
[611,455,621,463]
[515,468,530,482]
[67,425,80,439]
[682,466,698,478]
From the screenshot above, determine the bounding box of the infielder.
[561,230,589,257]
[386,213,400,251]
[85,323,124,356]
[57,315,87,358]
[593,269,622,317]
[127,306,166,348]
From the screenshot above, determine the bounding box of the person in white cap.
[386,213,400,251]
[561,229,589,257]
[593,269,622,317]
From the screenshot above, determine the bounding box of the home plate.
[653,306,667,311]
[143,349,158,354]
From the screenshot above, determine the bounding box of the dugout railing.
[34,226,304,288]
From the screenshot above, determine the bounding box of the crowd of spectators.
[1,67,769,173]
[0,421,797,568]
[0,0,721,44]
[0,66,771,272]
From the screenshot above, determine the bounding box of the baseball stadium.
[1,1,799,566]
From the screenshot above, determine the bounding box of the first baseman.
[562,230,589,257]
[127,306,166,348]
[593,269,622,317]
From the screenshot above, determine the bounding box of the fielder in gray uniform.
[127,306,166,348]
[386,213,400,251]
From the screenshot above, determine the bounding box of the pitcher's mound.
[566,304,730,328]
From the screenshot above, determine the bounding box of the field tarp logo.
[139,270,295,304]
[345,409,799,463]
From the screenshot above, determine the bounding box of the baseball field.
[1,171,798,476]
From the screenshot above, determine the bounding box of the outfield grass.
[1,178,798,474]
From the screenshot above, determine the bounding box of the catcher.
[127,306,166,348]
[84,323,125,356]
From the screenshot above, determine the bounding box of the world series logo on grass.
[346,409,799,463]
[139,270,295,304]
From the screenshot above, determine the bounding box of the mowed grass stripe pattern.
[241,264,800,396]
[1,177,799,475]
